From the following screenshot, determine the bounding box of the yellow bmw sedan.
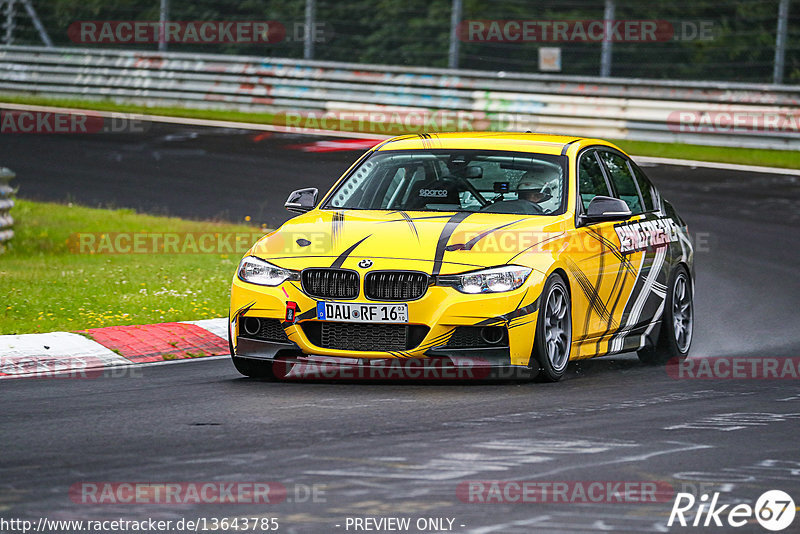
[229,132,694,381]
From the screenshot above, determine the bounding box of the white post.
[448,0,463,69]
[600,0,615,77]
[3,0,15,45]
[21,0,52,47]
[304,0,315,60]
[773,0,790,84]
[158,0,169,52]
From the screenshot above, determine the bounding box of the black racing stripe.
[473,296,539,327]
[331,211,345,247]
[509,318,537,329]
[397,211,419,240]
[296,308,318,321]
[330,235,371,268]
[232,301,256,321]
[616,248,655,331]
[515,288,530,310]
[586,228,637,277]
[416,329,457,350]
[379,214,456,224]
[595,258,626,354]
[431,212,472,276]
[458,220,524,251]
[506,298,540,320]
[504,233,565,264]
[560,139,581,155]
[565,257,614,329]
[473,317,507,327]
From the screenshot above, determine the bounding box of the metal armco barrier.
[1,45,799,150]
[0,167,15,253]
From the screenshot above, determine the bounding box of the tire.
[638,265,693,365]
[531,274,572,382]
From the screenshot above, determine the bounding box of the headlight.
[437,265,532,294]
[237,256,299,286]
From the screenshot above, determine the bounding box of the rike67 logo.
[669,490,795,531]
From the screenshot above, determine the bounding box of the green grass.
[0,199,266,335]
[2,94,799,169]
[609,139,800,169]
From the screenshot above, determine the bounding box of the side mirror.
[580,196,632,224]
[285,188,318,213]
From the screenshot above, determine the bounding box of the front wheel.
[531,274,572,382]
[638,265,693,365]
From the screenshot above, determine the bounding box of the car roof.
[374,132,624,156]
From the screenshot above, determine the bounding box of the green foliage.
[15,0,798,83]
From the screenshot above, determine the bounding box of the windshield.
[323,150,568,216]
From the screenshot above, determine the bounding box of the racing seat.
[406,177,462,209]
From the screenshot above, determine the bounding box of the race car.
[229,132,694,381]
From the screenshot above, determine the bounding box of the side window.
[629,162,658,212]
[598,151,643,215]
[578,150,611,210]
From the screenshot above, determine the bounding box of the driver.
[516,172,551,204]
[481,168,556,215]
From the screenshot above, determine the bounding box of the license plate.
[316,301,408,323]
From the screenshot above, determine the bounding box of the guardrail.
[1,45,799,150]
[0,167,15,253]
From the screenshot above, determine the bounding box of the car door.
[595,149,662,355]
[568,148,629,357]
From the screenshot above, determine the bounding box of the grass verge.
[1,199,264,335]
[2,94,799,170]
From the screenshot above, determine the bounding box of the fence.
[2,0,799,85]
[0,167,14,253]
[1,45,799,150]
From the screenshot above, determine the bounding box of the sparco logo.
[419,189,449,198]
[668,490,795,531]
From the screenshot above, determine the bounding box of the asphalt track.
[2,124,800,533]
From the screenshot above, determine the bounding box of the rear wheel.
[638,265,693,365]
[531,274,572,382]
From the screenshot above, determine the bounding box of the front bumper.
[230,274,543,367]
